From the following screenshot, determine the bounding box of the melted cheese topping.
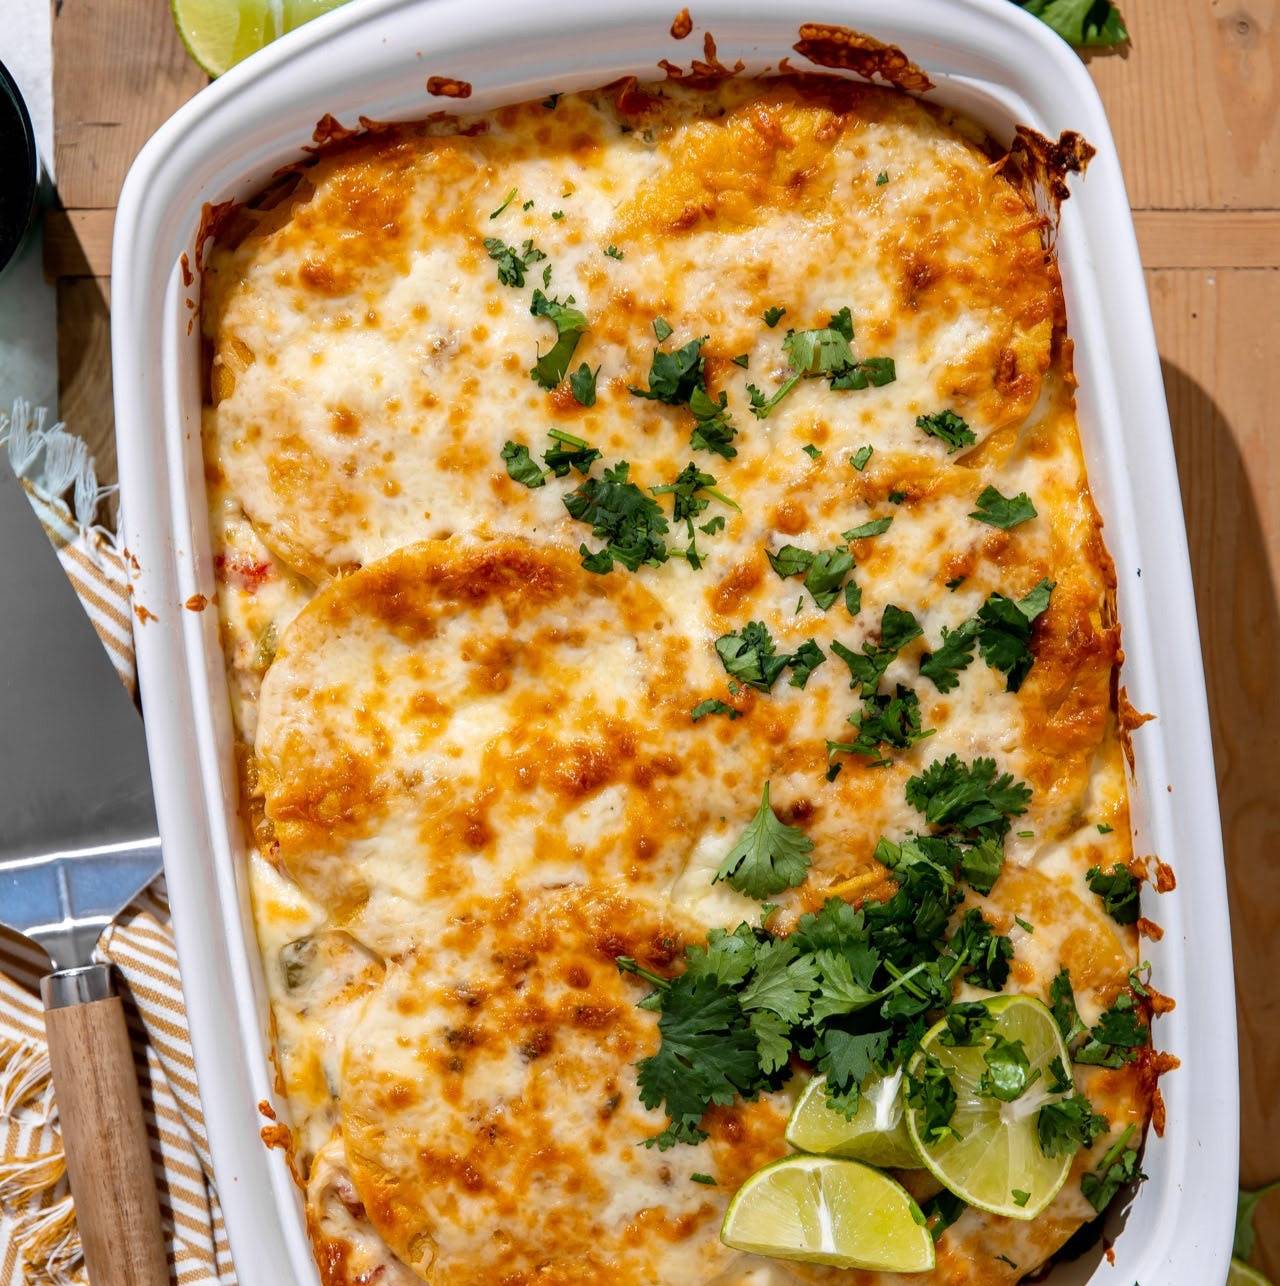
[202,74,1149,1286]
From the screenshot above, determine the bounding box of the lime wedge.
[171,0,349,77]
[786,1070,921,1169]
[1229,1260,1273,1286]
[904,994,1073,1220]
[721,1155,935,1272]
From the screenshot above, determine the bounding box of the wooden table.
[43,0,1280,1272]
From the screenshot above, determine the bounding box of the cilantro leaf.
[979,1035,1039,1102]
[746,375,801,420]
[569,362,599,406]
[818,1027,890,1101]
[957,837,1005,896]
[749,1009,793,1074]
[767,545,814,578]
[938,1001,996,1047]
[908,1053,959,1143]
[1075,992,1148,1067]
[716,621,791,692]
[905,754,1032,841]
[921,1190,966,1242]
[975,580,1055,691]
[629,971,762,1149]
[483,235,547,287]
[488,186,517,218]
[604,244,624,260]
[948,908,1014,991]
[652,316,673,342]
[1014,0,1128,49]
[783,312,856,378]
[844,580,862,616]
[804,548,854,610]
[1081,1124,1146,1212]
[969,485,1037,530]
[919,619,979,693]
[691,698,740,722]
[688,384,739,459]
[763,306,787,327]
[851,445,874,471]
[1086,863,1141,925]
[1236,1181,1280,1261]
[787,639,826,689]
[564,461,669,573]
[738,938,820,1023]
[1049,967,1087,1045]
[843,517,893,540]
[916,410,976,452]
[543,427,601,477]
[529,290,588,388]
[827,685,931,767]
[500,440,545,488]
[830,604,923,695]
[1037,1091,1108,1158]
[831,356,897,390]
[713,782,815,899]
[630,336,706,404]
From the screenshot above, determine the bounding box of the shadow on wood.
[1161,357,1280,1278]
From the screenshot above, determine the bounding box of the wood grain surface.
[43,0,1280,1274]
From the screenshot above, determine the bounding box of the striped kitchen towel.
[0,400,237,1286]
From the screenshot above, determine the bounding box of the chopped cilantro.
[1049,968,1087,1045]
[948,908,1014,991]
[569,362,599,407]
[843,516,893,540]
[921,1190,966,1241]
[844,580,862,616]
[1086,863,1141,925]
[1037,1091,1108,1158]
[488,186,518,218]
[604,244,624,260]
[763,306,787,327]
[919,618,979,694]
[564,461,669,573]
[876,170,890,185]
[688,385,739,459]
[652,316,673,342]
[975,580,1054,691]
[714,782,814,899]
[1097,822,1114,834]
[551,209,565,220]
[651,462,736,566]
[542,93,561,109]
[916,409,976,452]
[767,545,815,579]
[529,289,588,388]
[945,576,966,591]
[888,489,907,504]
[522,198,534,210]
[851,445,873,471]
[909,1054,959,1143]
[690,1172,716,1185]
[746,376,801,420]
[1081,1124,1146,1212]
[970,485,1037,530]
[483,235,547,287]
[630,336,706,404]
[543,428,601,477]
[830,604,923,695]
[787,639,827,689]
[715,621,790,692]
[700,515,726,535]
[938,1001,996,1046]
[732,353,750,368]
[1075,992,1148,1067]
[500,440,545,488]
[827,685,932,767]
[803,443,822,460]
[691,698,740,722]
[905,754,1032,842]
[979,1036,1038,1102]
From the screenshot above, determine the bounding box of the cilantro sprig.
[713,783,814,898]
[529,290,588,389]
[715,620,826,692]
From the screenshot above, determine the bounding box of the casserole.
[110,1,1238,1282]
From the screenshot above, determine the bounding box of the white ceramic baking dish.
[110,0,1238,1280]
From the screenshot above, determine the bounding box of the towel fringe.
[11,1195,84,1286]
[0,398,107,528]
[0,1040,52,1121]
[0,1151,65,1206]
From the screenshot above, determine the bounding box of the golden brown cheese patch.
[340,886,788,1285]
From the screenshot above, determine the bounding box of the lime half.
[721,1155,935,1272]
[786,1070,921,1169]
[905,994,1073,1220]
[172,0,349,77]
[1229,1261,1273,1286]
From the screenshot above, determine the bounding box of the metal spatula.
[0,460,168,1285]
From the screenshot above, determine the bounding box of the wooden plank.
[1147,266,1280,1279]
[1135,210,1280,270]
[44,208,114,279]
[51,0,206,210]
[1088,0,1280,211]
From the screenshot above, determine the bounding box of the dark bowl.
[0,58,39,276]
